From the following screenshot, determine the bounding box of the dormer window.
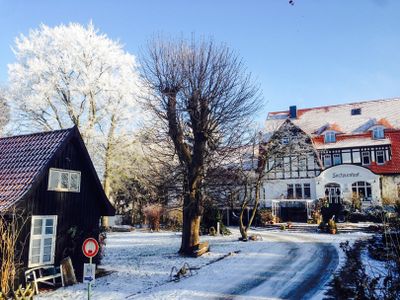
[282,137,289,145]
[324,131,336,143]
[351,108,361,115]
[372,126,384,139]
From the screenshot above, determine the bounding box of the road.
[137,230,339,300]
[222,231,339,300]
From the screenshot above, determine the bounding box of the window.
[376,150,385,164]
[352,181,372,201]
[323,154,332,167]
[29,216,57,267]
[352,151,361,163]
[303,183,311,199]
[48,168,81,192]
[282,137,289,145]
[397,183,400,198]
[351,108,361,115]
[372,127,384,139]
[324,131,336,143]
[295,184,302,198]
[333,153,341,165]
[287,183,311,199]
[362,151,371,165]
[342,151,351,163]
[287,184,294,199]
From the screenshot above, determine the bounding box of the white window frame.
[48,168,81,192]
[28,215,57,268]
[333,153,341,165]
[324,131,336,143]
[376,150,385,165]
[372,126,384,139]
[323,154,332,167]
[362,151,371,165]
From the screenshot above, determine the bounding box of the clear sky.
[1,0,399,120]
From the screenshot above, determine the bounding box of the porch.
[272,199,315,222]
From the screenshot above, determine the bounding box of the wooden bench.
[25,265,64,294]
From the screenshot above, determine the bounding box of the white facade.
[262,177,316,207]
[315,164,381,204]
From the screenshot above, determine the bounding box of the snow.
[37,228,370,300]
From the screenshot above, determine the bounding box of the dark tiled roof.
[0,128,72,210]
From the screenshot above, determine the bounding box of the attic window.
[351,108,361,115]
[324,131,336,143]
[282,137,289,145]
[372,126,385,139]
[48,168,81,192]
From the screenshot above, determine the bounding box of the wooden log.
[60,257,77,286]
[191,241,209,257]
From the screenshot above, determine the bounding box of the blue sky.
[0,0,399,120]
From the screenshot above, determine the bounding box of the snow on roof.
[265,97,400,136]
[314,137,391,150]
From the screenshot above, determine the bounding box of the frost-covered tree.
[0,96,9,135]
[6,22,141,196]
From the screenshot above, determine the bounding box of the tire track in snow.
[223,231,339,300]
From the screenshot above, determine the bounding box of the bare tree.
[140,37,260,255]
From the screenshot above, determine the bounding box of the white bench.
[25,265,64,294]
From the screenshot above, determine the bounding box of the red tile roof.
[370,130,400,174]
[0,128,73,210]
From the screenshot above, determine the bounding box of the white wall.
[262,178,317,207]
[316,164,381,203]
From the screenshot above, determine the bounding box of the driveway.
[136,230,339,300]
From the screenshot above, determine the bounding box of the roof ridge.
[268,97,400,115]
[0,127,75,141]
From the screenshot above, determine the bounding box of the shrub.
[164,209,183,231]
[209,227,216,236]
[143,204,164,231]
[328,219,337,234]
[256,209,274,226]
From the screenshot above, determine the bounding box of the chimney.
[289,105,297,119]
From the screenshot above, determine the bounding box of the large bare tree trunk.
[179,199,201,254]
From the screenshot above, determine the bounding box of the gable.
[0,129,71,211]
[0,127,114,216]
[261,120,323,178]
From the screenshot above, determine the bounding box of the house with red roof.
[261,98,400,222]
[0,127,114,284]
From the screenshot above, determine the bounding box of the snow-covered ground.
[37,227,370,300]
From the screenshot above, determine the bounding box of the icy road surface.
[37,228,368,300]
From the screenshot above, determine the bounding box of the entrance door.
[324,183,341,204]
[324,183,342,220]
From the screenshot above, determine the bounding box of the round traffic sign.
[82,238,99,258]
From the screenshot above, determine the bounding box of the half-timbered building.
[261,98,400,222]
